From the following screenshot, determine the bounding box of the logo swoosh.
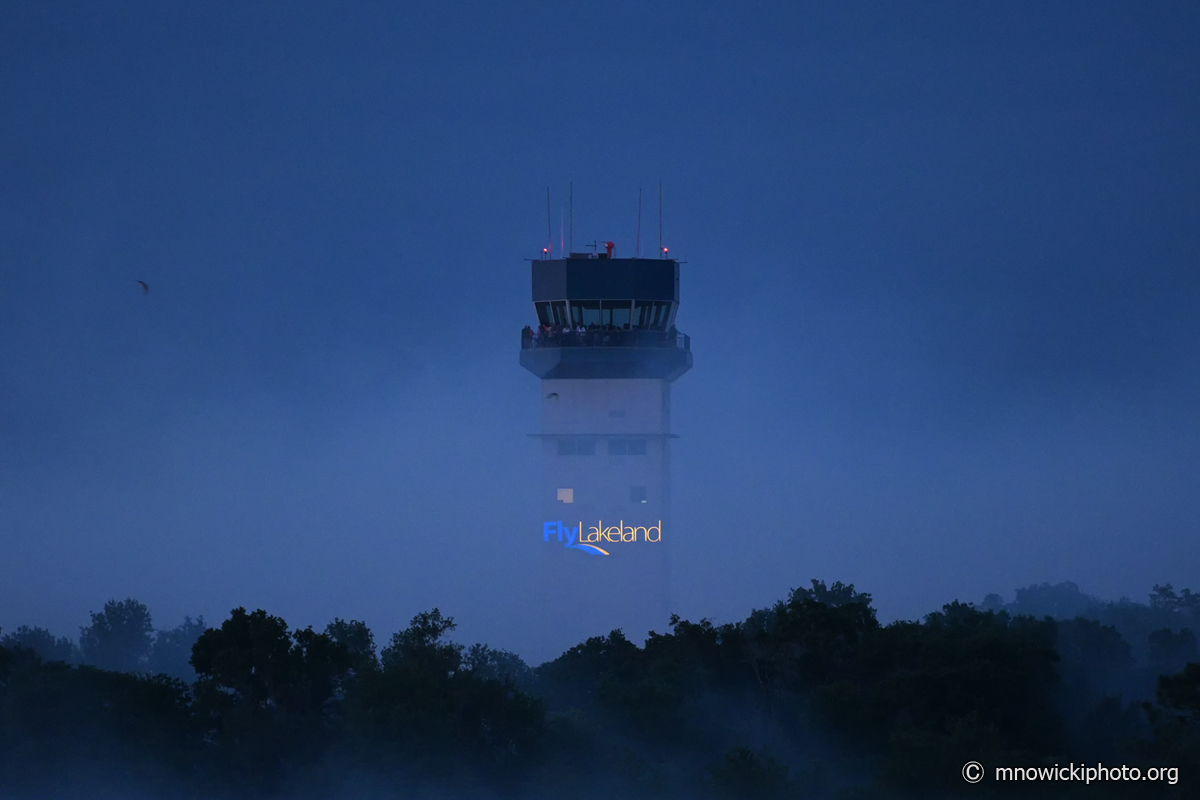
[568,544,609,556]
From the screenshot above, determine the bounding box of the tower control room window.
[569,300,600,327]
[550,301,568,327]
[600,300,632,328]
[634,300,673,330]
[537,301,569,327]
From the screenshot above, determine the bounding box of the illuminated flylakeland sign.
[542,520,662,556]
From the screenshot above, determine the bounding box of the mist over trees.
[0,625,79,665]
[148,615,207,680]
[982,582,1200,664]
[0,582,1196,798]
[78,598,154,673]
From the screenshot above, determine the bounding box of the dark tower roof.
[532,257,679,303]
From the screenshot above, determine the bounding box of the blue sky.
[2,1,1198,661]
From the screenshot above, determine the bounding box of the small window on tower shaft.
[608,439,627,456]
[575,439,596,456]
[630,486,648,504]
[556,440,576,456]
[557,488,574,504]
[627,439,647,456]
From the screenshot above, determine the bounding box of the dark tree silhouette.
[148,616,207,680]
[380,608,462,677]
[191,607,343,713]
[1152,584,1200,618]
[324,617,378,674]
[0,625,79,664]
[463,643,533,687]
[1056,616,1136,694]
[79,598,153,673]
[1,584,1197,798]
[1159,663,1200,723]
[1149,628,1199,676]
[1012,580,1100,619]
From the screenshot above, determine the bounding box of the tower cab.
[519,255,692,381]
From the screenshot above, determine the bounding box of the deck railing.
[520,328,690,351]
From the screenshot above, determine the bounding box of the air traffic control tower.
[520,251,691,646]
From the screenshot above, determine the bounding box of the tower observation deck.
[520,256,691,380]
[520,253,691,648]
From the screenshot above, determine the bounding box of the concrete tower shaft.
[520,254,690,648]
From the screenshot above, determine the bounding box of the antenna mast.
[546,187,552,257]
[658,183,663,258]
[569,181,573,254]
[636,188,642,257]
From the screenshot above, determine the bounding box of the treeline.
[982,581,1199,668]
[0,599,204,680]
[1,582,1197,798]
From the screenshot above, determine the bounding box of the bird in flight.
[137,280,149,295]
